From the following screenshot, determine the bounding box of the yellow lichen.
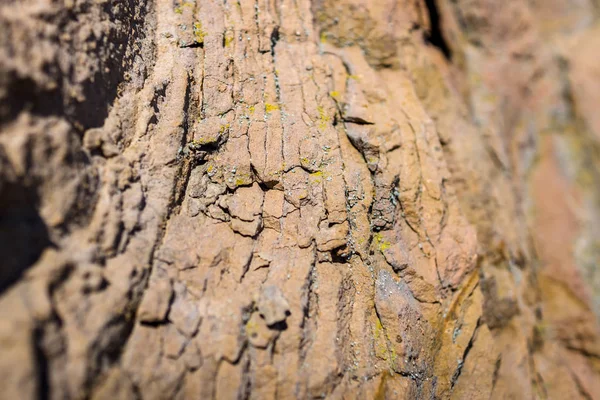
[389,346,398,367]
[224,32,234,47]
[190,135,219,147]
[374,319,388,359]
[320,31,328,43]
[233,172,252,186]
[309,170,323,183]
[193,22,206,44]
[245,320,258,338]
[534,322,547,337]
[373,316,399,369]
[373,232,391,252]
[265,103,279,113]
[329,91,340,99]
[219,123,231,134]
[317,105,330,130]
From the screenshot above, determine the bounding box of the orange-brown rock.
[1,0,599,398]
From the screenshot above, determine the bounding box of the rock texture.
[1,0,600,398]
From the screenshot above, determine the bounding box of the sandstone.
[257,285,291,327]
[1,0,599,398]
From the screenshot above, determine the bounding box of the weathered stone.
[169,283,201,338]
[138,271,173,323]
[1,0,599,398]
[257,285,291,327]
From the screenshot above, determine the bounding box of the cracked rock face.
[1,0,600,398]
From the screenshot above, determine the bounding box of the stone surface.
[0,0,599,398]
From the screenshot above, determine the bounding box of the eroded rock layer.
[1,0,600,398]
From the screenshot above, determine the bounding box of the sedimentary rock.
[1,0,599,398]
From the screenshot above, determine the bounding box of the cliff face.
[1,0,599,398]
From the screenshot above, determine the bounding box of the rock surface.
[1,0,600,398]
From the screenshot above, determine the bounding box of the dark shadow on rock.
[0,181,52,294]
[267,320,289,331]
